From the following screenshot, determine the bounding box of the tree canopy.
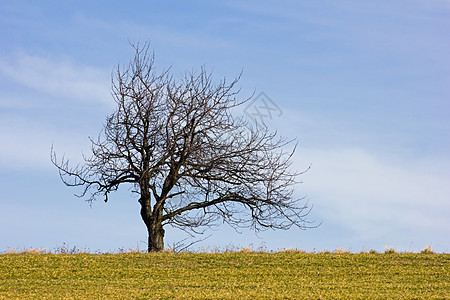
[51,43,312,252]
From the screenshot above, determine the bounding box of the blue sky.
[1,0,449,253]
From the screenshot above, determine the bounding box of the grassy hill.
[0,250,448,299]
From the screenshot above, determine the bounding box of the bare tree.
[51,43,312,252]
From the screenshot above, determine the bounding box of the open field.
[0,250,448,299]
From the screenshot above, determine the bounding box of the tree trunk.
[139,193,165,252]
[148,221,165,252]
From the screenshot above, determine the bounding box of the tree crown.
[51,43,313,238]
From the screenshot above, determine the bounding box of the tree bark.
[140,192,165,252]
[148,220,165,252]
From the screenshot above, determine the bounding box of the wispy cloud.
[298,147,450,246]
[0,53,110,104]
[0,114,93,171]
[0,53,111,171]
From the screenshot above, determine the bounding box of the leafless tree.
[51,43,312,252]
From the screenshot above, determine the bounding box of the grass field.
[0,250,448,299]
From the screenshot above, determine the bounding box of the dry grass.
[2,248,48,255]
[0,248,448,299]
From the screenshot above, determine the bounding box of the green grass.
[0,250,448,299]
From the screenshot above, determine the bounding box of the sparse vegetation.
[421,244,434,254]
[384,248,397,254]
[1,248,448,299]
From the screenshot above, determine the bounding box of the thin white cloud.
[0,113,94,171]
[297,147,450,243]
[0,53,110,104]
